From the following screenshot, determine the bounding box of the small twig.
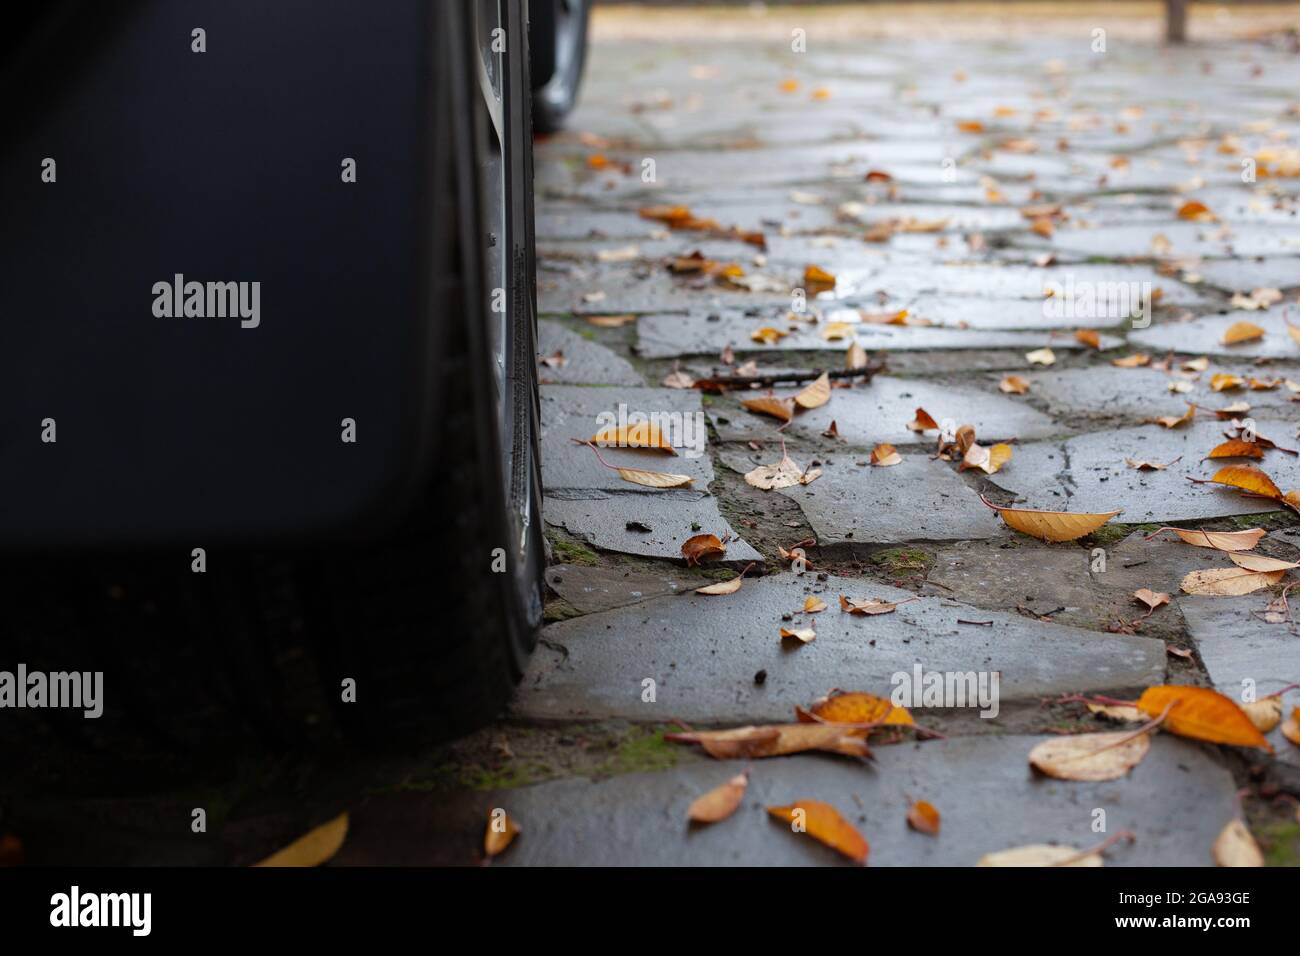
[693,363,884,391]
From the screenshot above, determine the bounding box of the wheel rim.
[540,0,586,113]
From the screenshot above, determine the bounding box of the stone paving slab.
[1021,222,1300,260]
[1024,365,1300,421]
[545,563,695,615]
[1194,258,1300,295]
[540,385,714,492]
[719,450,1005,545]
[545,491,762,564]
[538,320,643,387]
[988,419,1297,523]
[1180,596,1300,774]
[706,374,1057,447]
[636,312,1110,360]
[1130,310,1300,359]
[514,572,1165,723]
[444,735,1234,866]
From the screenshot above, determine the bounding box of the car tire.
[530,0,590,134]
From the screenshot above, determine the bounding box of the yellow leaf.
[1242,697,1283,734]
[1229,552,1300,572]
[254,813,349,867]
[1028,731,1152,781]
[780,626,816,644]
[846,341,869,369]
[1075,329,1101,349]
[804,595,827,613]
[1222,321,1265,346]
[1180,567,1284,596]
[668,723,870,760]
[591,421,676,453]
[681,533,726,567]
[616,467,694,489]
[805,690,914,726]
[687,771,749,824]
[741,395,795,422]
[767,800,869,864]
[803,264,836,292]
[871,443,902,466]
[1025,347,1056,366]
[1113,353,1151,368]
[1283,706,1300,747]
[907,800,941,835]
[750,326,789,345]
[1210,373,1244,392]
[1212,819,1264,867]
[483,809,520,859]
[794,372,832,409]
[822,321,855,341]
[960,442,1012,475]
[987,501,1120,542]
[1205,439,1263,460]
[978,844,1102,867]
[1137,685,1272,751]
[1206,464,1282,499]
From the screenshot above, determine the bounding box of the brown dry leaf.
[804,595,828,613]
[1028,731,1152,782]
[988,501,1121,542]
[1075,329,1101,349]
[767,800,869,864]
[745,453,805,491]
[661,367,695,389]
[1113,353,1151,368]
[1150,403,1197,428]
[1125,457,1177,471]
[1205,464,1282,500]
[741,395,795,423]
[999,375,1030,394]
[1242,697,1283,734]
[1228,553,1300,572]
[1177,200,1217,222]
[1149,526,1265,552]
[687,771,749,824]
[1025,347,1056,366]
[1183,356,1210,372]
[696,563,753,596]
[908,408,939,432]
[1212,819,1264,867]
[803,264,836,293]
[780,626,816,644]
[1222,321,1265,346]
[681,533,726,567]
[482,810,521,859]
[1180,567,1284,596]
[669,723,870,760]
[871,443,902,467]
[591,421,676,454]
[804,690,914,726]
[846,341,869,370]
[1210,373,1244,392]
[978,844,1103,867]
[957,120,985,133]
[750,326,789,345]
[840,595,908,616]
[907,800,941,835]
[1205,439,1263,460]
[960,442,1012,475]
[1134,588,1170,610]
[617,467,694,489]
[1283,706,1300,746]
[585,313,637,328]
[254,813,349,867]
[1136,685,1272,750]
[1214,401,1251,419]
[794,372,832,409]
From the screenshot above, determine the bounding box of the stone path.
[443,11,1300,867]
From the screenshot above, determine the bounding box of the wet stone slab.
[1129,310,1300,359]
[514,572,1165,724]
[1025,222,1300,261]
[719,450,1005,545]
[706,374,1058,448]
[1024,365,1300,421]
[1180,596,1300,776]
[537,320,643,387]
[988,419,1298,523]
[545,563,695,615]
[544,491,762,564]
[1194,258,1300,294]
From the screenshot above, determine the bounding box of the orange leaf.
[687,771,749,824]
[985,500,1120,542]
[1177,200,1217,222]
[1205,439,1264,460]
[907,800,941,835]
[805,690,914,726]
[669,723,870,760]
[871,443,902,467]
[908,407,939,432]
[681,533,726,566]
[767,800,870,863]
[1137,685,1272,751]
[590,421,676,454]
[1222,321,1265,346]
[1206,464,1282,500]
[483,809,520,859]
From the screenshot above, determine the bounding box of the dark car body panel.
[0,0,448,547]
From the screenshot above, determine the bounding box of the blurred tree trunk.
[1166,0,1188,44]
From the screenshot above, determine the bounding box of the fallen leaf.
[687,771,749,824]
[741,395,795,422]
[617,467,694,489]
[1087,702,1145,722]
[908,408,939,432]
[1205,439,1263,460]
[871,443,902,467]
[985,500,1120,542]
[1177,200,1217,222]
[1150,403,1197,428]
[1212,819,1264,867]
[907,800,941,835]
[1028,731,1152,782]
[960,442,1012,475]
[840,595,910,616]
[1222,321,1265,346]
[591,422,676,454]
[669,723,870,760]
[1113,353,1151,368]
[681,533,726,566]
[804,595,827,613]
[1283,706,1300,746]
[822,321,855,341]
[1125,457,1178,471]
[804,690,913,726]
[696,562,754,596]
[745,453,805,490]
[254,813,349,867]
[1242,697,1283,733]
[585,313,637,328]
[803,264,836,293]
[1025,347,1056,366]
[483,809,520,859]
[846,342,869,370]
[750,326,789,345]
[1146,526,1266,552]
[767,801,869,864]
[780,626,816,644]
[999,375,1030,394]
[1210,373,1244,392]
[977,844,1102,867]
[957,120,986,133]
[1229,552,1299,572]
[1137,685,1272,750]
[1180,567,1284,596]
[1204,464,1282,500]
[794,372,832,409]
[1075,329,1101,349]
[1134,588,1170,610]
